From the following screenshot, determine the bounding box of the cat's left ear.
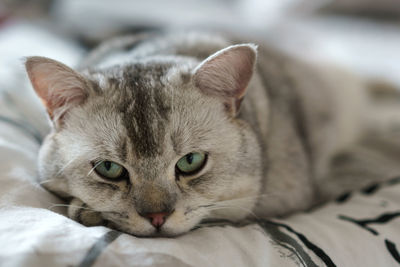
[193,44,257,116]
[25,56,89,126]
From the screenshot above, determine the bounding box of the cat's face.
[26,43,262,236]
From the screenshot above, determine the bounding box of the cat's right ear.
[25,56,89,126]
[193,44,257,116]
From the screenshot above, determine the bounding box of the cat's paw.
[68,198,105,227]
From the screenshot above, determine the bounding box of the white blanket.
[1,22,400,267]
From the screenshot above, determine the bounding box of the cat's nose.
[140,211,172,228]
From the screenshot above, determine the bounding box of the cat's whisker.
[47,203,110,213]
[201,204,260,220]
[87,161,103,176]
[188,195,270,215]
[47,203,99,212]
[108,217,131,224]
[55,155,81,177]
[186,197,260,218]
[186,200,260,221]
[210,193,276,206]
[186,206,258,229]
[38,179,53,185]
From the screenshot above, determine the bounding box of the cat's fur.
[25,32,376,237]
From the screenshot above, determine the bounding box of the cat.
[25,31,384,237]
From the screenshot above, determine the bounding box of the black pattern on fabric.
[385,239,400,264]
[258,221,319,267]
[259,220,336,267]
[338,212,400,236]
[77,230,122,267]
[339,211,400,264]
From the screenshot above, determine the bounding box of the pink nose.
[143,212,170,228]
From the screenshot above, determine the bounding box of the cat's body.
[26,32,380,237]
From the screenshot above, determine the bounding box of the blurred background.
[0,0,399,87]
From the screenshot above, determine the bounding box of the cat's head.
[25,43,262,237]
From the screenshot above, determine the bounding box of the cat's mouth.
[97,211,190,237]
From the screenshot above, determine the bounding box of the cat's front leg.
[68,198,105,227]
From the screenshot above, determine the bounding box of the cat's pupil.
[104,161,112,170]
[186,153,193,164]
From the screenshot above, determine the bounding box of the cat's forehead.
[87,62,194,160]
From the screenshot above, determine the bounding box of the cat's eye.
[94,160,128,180]
[176,152,207,176]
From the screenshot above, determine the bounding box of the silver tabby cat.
[25,32,374,237]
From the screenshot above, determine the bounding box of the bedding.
[1,22,400,267]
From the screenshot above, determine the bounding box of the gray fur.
[25,31,393,237]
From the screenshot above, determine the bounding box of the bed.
[0,20,400,267]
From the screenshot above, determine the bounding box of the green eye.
[176,152,207,175]
[94,161,128,180]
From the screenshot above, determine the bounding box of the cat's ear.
[25,56,88,125]
[193,44,257,116]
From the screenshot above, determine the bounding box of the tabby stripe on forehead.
[120,64,171,158]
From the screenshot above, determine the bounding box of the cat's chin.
[109,224,191,238]
[145,229,189,238]
[106,219,195,238]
